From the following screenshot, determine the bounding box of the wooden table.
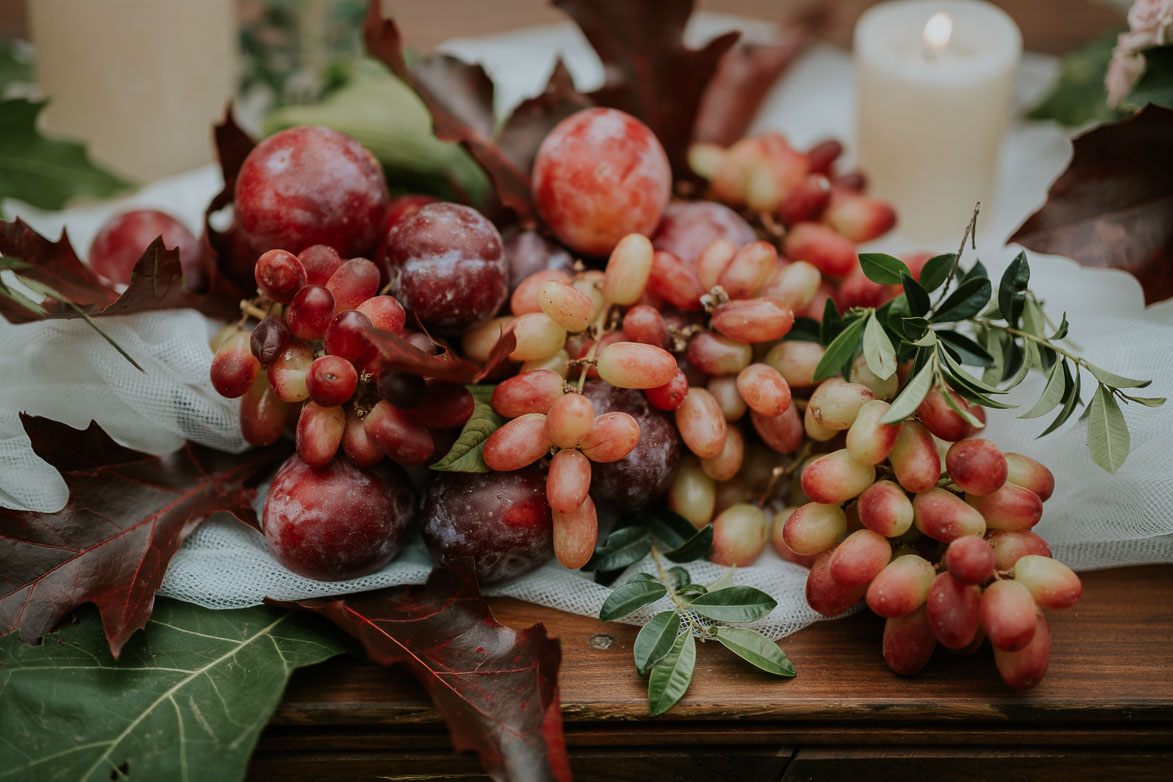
[250,565,1173,780]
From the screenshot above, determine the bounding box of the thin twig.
[931,202,980,309]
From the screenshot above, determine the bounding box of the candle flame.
[923,12,953,53]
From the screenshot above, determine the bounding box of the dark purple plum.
[651,200,756,265]
[503,228,575,292]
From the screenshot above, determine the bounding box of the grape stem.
[575,302,612,393]
[239,299,269,322]
[649,545,714,639]
[758,440,812,507]
[931,202,980,309]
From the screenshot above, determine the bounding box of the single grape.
[925,572,981,650]
[463,316,514,363]
[298,244,344,286]
[1003,453,1055,501]
[341,409,383,467]
[578,412,641,463]
[917,388,978,442]
[718,241,776,299]
[809,380,875,431]
[647,249,705,311]
[888,421,941,493]
[239,377,291,447]
[508,313,567,362]
[848,352,898,400]
[708,375,748,421]
[512,269,571,316]
[945,535,995,585]
[675,387,728,459]
[249,315,291,368]
[824,189,897,243]
[286,284,336,342]
[701,425,744,481]
[987,530,1052,570]
[980,579,1038,651]
[845,399,901,465]
[805,546,867,616]
[709,503,769,567]
[235,126,389,257]
[88,209,206,290]
[546,448,592,514]
[913,488,987,542]
[750,403,803,454]
[736,363,791,417]
[777,173,832,225]
[829,529,892,587]
[782,222,857,278]
[801,450,876,504]
[356,295,407,334]
[596,341,678,389]
[1012,555,1081,609]
[255,249,307,304]
[583,381,681,510]
[538,279,595,333]
[603,233,655,305]
[364,400,435,466]
[760,260,821,313]
[764,340,825,388]
[784,502,848,556]
[993,613,1051,689]
[668,456,716,528]
[966,484,1043,531]
[492,370,566,418]
[210,332,260,399]
[545,393,595,449]
[324,310,374,363]
[421,468,554,584]
[836,265,901,310]
[686,331,752,376]
[711,298,795,344]
[296,402,346,468]
[306,355,359,407]
[483,413,551,471]
[383,202,508,335]
[532,107,671,256]
[503,228,574,291]
[768,507,818,567]
[553,495,599,570]
[266,341,315,402]
[803,403,838,442]
[946,439,1008,496]
[866,554,936,618]
[645,369,690,411]
[882,606,936,676]
[262,454,414,581]
[522,348,571,378]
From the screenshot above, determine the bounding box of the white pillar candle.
[854,0,1021,243]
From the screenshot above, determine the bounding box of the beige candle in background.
[854,0,1021,244]
[28,0,237,183]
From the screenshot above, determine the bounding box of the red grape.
[784,502,847,556]
[306,355,358,407]
[987,530,1052,570]
[356,295,407,334]
[1012,555,1082,609]
[980,579,1038,651]
[1004,453,1055,501]
[622,305,669,348]
[547,448,592,514]
[882,606,937,676]
[645,369,690,411]
[295,401,346,468]
[830,529,892,587]
[483,414,551,471]
[239,378,290,447]
[324,310,373,363]
[945,535,995,585]
[866,554,935,618]
[750,402,803,454]
[801,450,876,504]
[597,342,678,389]
[267,341,314,402]
[888,421,941,493]
[712,298,795,344]
[210,332,260,399]
[255,249,307,303]
[993,612,1050,689]
[492,370,565,418]
[249,315,290,368]
[917,388,978,442]
[966,484,1043,531]
[545,393,595,449]
[709,503,769,567]
[286,284,336,342]
[364,400,434,466]
[553,495,599,570]
[926,572,981,650]
[913,488,987,542]
[298,244,343,286]
[805,546,867,616]
[341,409,383,468]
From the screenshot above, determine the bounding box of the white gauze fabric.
[2,20,1171,640]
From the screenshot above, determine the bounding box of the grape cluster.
[199,109,1083,688]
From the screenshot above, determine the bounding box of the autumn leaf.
[272,562,571,782]
[496,59,594,177]
[0,219,245,324]
[365,326,517,383]
[1010,104,1173,304]
[0,416,287,658]
[555,0,740,179]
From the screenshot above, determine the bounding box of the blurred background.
[0,0,1125,188]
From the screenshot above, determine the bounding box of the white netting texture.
[2,28,1170,641]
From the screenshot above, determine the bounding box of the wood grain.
[252,566,1173,779]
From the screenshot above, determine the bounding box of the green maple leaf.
[0,98,130,210]
[0,599,347,782]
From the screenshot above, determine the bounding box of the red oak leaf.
[1010,104,1173,304]
[496,59,594,179]
[271,563,570,782]
[0,415,286,658]
[0,219,245,323]
[363,0,540,224]
[694,7,825,146]
[202,108,260,293]
[555,0,740,179]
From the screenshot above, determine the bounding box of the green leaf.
[940,383,987,427]
[1084,362,1152,389]
[960,260,988,284]
[1049,312,1070,342]
[17,276,144,372]
[687,586,777,623]
[627,572,657,583]
[862,311,897,380]
[0,99,130,210]
[667,566,693,590]
[599,580,668,622]
[880,355,935,424]
[937,346,1007,395]
[586,527,652,572]
[1087,383,1131,473]
[1120,43,1173,112]
[981,327,1006,385]
[713,627,796,677]
[0,40,34,91]
[647,630,695,716]
[663,524,714,564]
[647,508,700,550]
[1006,339,1038,390]
[1020,359,1069,419]
[0,599,346,782]
[919,254,956,292]
[933,276,992,322]
[858,253,910,285]
[784,316,822,343]
[706,567,736,593]
[997,252,1031,327]
[1039,361,1082,437]
[1120,394,1167,407]
[936,329,994,367]
[900,316,931,341]
[1027,30,1126,127]
[429,385,504,473]
[813,315,866,382]
[819,297,844,345]
[633,611,681,675]
[902,275,931,317]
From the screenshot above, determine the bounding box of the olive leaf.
[647,630,695,717]
[1087,383,1130,473]
[686,586,776,623]
[633,611,681,675]
[430,385,504,473]
[712,627,795,677]
[862,311,897,381]
[599,580,668,622]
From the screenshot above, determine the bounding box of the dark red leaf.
[555,0,740,179]
[1010,104,1173,304]
[693,7,824,146]
[365,326,483,383]
[203,108,259,292]
[270,562,570,782]
[497,59,594,178]
[474,328,519,383]
[362,0,539,224]
[0,221,245,323]
[0,415,286,658]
